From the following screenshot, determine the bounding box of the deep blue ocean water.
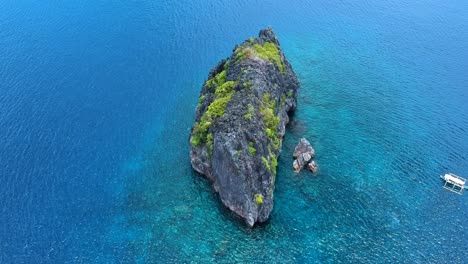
[1,0,467,263]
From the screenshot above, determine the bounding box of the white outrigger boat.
[440,173,466,195]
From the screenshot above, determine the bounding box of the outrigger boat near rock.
[440,173,466,195]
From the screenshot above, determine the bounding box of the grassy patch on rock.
[206,70,226,88]
[260,93,280,150]
[253,42,284,73]
[254,193,264,205]
[235,46,255,61]
[261,156,270,172]
[190,120,211,146]
[215,81,236,97]
[191,67,238,147]
[244,103,255,119]
[248,141,256,155]
[235,41,284,74]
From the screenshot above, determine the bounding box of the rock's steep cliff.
[189,27,299,227]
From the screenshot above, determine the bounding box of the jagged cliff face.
[189,28,299,227]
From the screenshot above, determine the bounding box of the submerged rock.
[189,27,299,227]
[292,138,317,173]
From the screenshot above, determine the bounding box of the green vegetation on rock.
[261,153,277,174]
[235,46,255,61]
[265,128,275,139]
[192,67,238,147]
[271,136,280,150]
[234,40,284,74]
[207,93,232,119]
[261,156,270,172]
[190,121,211,146]
[206,72,237,120]
[215,81,236,97]
[206,70,226,88]
[206,133,213,156]
[281,94,286,105]
[248,141,256,155]
[197,95,205,108]
[262,93,276,109]
[260,93,280,150]
[254,193,264,205]
[253,42,284,73]
[244,103,255,119]
[224,60,230,69]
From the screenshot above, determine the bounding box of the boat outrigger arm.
[440,173,466,195]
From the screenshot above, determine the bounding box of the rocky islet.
[292,137,318,173]
[189,27,299,227]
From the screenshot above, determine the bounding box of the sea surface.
[1,0,467,263]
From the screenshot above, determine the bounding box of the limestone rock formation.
[189,27,299,227]
[292,138,318,173]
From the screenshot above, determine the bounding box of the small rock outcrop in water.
[293,138,318,173]
[189,28,299,227]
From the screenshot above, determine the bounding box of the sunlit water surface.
[1,0,467,262]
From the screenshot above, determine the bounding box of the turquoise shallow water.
[1,0,468,263]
